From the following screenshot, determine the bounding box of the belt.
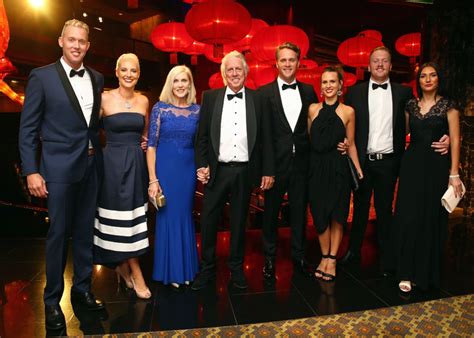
[218,161,248,167]
[88,148,96,156]
[367,153,394,161]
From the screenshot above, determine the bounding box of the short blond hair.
[61,19,89,37]
[220,51,249,86]
[116,53,140,71]
[159,65,197,106]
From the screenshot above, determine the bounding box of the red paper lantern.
[337,35,383,79]
[183,40,206,65]
[249,67,278,88]
[231,18,268,52]
[185,0,251,57]
[396,32,421,57]
[203,44,239,63]
[343,72,357,87]
[150,22,193,64]
[299,59,318,69]
[250,25,309,64]
[358,29,382,42]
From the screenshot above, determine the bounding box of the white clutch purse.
[441,182,466,213]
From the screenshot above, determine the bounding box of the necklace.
[124,100,132,110]
[117,90,134,110]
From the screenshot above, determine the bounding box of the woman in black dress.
[395,62,462,293]
[308,66,363,281]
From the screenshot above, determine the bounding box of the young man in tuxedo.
[19,19,105,330]
[341,46,449,273]
[258,42,317,279]
[192,51,274,290]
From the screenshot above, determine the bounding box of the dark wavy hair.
[321,65,344,83]
[416,62,445,99]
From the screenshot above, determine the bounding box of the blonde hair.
[116,53,140,71]
[159,65,197,106]
[220,50,249,86]
[61,19,89,37]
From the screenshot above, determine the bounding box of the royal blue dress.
[148,101,200,284]
[94,113,149,265]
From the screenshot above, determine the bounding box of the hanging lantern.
[250,25,310,64]
[337,35,383,79]
[396,32,421,65]
[299,59,318,69]
[231,18,269,52]
[183,40,206,65]
[343,72,357,87]
[185,0,251,58]
[358,29,382,42]
[203,44,238,63]
[150,22,193,64]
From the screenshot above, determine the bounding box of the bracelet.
[149,179,159,185]
[449,175,460,179]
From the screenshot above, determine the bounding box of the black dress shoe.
[339,250,361,265]
[293,259,312,277]
[230,271,248,289]
[45,305,66,330]
[263,258,275,279]
[70,291,105,311]
[191,272,215,291]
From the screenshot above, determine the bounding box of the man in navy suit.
[192,51,275,290]
[258,42,317,279]
[19,19,105,330]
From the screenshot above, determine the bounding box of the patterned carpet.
[93,294,474,337]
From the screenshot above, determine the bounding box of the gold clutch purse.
[156,192,166,208]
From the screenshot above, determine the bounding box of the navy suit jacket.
[195,87,274,187]
[19,60,104,183]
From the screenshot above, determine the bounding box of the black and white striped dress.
[93,113,149,265]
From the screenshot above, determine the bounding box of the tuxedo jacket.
[19,60,104,183]
[195,87,274,187]
[345,81,413,168]
[258,80,317,176]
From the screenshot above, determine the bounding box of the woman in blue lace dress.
[395,62,462,293]
[147,65,200,288]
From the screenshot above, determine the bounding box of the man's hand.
[197,166,210,184]
[337,138,349,155]
[27,173,48,198]
[431,134,450,155]
[260,176,274,190]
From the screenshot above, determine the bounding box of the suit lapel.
[54,61,87,127]
[391,83,400,131]
[210,88,225,157]
[246,88,257,155]
[271,80,292,132]
[361,82,370,128]
[86,66,100,130]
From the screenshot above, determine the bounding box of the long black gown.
[394,98,453,290]
[309,101,351,233]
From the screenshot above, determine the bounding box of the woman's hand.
[357,171,364,180]
[449,176,463,198]
[148,180,162,199]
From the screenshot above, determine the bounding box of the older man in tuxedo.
[258,42,317,279]
[192,51,274,290]
[341,46,449,273]
[19,19,105,330]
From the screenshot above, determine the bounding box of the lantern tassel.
[191,55,198,65]
[170,53,178,65]
[356,67,364,80]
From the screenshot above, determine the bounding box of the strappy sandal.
[399,280,412,293]
[321,254,337,282]
[314,254,329,279]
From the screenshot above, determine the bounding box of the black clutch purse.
[347,156,360,191]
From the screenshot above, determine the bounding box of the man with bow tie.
[341,46,449,273]
[258,42,317,279]
[19,19,105,330]
[192,51,274,290]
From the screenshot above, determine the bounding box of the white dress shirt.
[218,87,249,162]
[60,57,94,126]
[277,77,302,132]
[367,79,393,154]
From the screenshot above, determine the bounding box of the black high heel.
[315,254,329,279]
[321,255,337,282]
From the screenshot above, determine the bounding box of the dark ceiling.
[3,0,431,105]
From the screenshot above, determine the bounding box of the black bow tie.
[372,83,388,90]
[282,83,297,90]
[227,92,243,100]
[69,69,85,78]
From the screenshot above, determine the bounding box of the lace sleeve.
[147,102,162,147]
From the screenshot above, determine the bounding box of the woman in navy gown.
[308,66,363,281]
[94,53,151,299]
[395,62,462,293]
[147,65,200,289]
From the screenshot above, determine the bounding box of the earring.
[320,92,324,98]
[337,89,342,96]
